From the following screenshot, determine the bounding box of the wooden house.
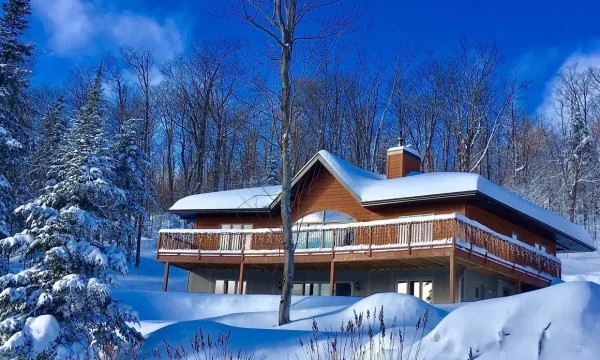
[156,146,595,303]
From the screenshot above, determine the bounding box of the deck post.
[163,261,171,292]
[449,253,456,303]
[238,262,245,294]
[329,261,335,296]
[515,279,521,294]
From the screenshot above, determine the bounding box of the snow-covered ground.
[560,251,600,284]
[114,238,600,359]
[118,237,188,292]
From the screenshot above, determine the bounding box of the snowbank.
[418,281,600,360]
[127,282,600,360]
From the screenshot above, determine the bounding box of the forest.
[0,0,599,357]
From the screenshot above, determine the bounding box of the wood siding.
[466,205,556,255]
[195,214,281,229]
[194,167,556,254]
[290,169,465,222]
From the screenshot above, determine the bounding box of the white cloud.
[536,46,600,123]
[32,0,184,61]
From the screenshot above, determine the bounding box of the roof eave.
[363,189,595,253]
[361,191,478,207]
[474,191,596,253]
[169,208,273,215]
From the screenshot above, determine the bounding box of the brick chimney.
[386,141,422,179]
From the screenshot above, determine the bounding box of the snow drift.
[130,282,600,360]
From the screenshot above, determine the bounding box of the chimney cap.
[387,144,421,159]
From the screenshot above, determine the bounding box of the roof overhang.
[365,190,595,253]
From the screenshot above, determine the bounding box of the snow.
[418,281,600,360]
[113,276,600,360]
[167,151,594,252]
[0,315,60,357]
[170,185,281,212]
[118,237,187,291]
[561,252,600,284]
[318,150,595,251]
[387,144,422,158]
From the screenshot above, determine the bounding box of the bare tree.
[222,0,363,325]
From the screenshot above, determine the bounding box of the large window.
[397,280,433,303]
[295,210,355,226]
[292,282,331,296]
[215,280,247,294]
[293,211,355,249]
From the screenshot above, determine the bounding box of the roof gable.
[169,150,596,252]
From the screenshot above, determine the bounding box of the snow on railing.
[158,214,457,253]
[157,213,561,277]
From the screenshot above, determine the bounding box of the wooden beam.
[515,279,521,294]
[163,262,171,292]
[238,262,245,294]
[329,261,335,296]
[449,253,456,303]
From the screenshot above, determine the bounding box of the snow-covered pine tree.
[264,152,281,186]
[0,0,35,242]
[32,95,68,192]
[112,117,154,266]
[0,69,143,358]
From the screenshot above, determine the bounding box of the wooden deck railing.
[157,213,561,278]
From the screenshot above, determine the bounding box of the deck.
[157,213,561,297]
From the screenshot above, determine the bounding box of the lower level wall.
[187,267,516,303]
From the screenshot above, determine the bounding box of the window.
[294,211,355,249]
[220,224,253,250]
[294,210,355,226]
[410,281,421,299]
[397,281,408,294]
[475,283,486,300]
[291,282,335,296]
[503,287,512,297]
[214,280,246,294]
[292,283,304,296]
[535,242,547,253]
[398,280,433,303]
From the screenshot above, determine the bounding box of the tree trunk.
[135,215,143,268]
[278,41,294,327]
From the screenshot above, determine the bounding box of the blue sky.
[28,0,600,113]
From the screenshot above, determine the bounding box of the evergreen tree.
[0,69,143,358]
[264,152,281,186]
[0,0,34,240]
[112,117,154,266]
[33,95,68,191]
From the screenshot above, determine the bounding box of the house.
[156,146,596,303]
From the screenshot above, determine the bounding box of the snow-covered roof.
[170,150,595,252]
[170,185,281,212]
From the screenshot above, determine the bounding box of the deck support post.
[449,253,456,303]
[515,279,521,294]
[238,262,245,294]
[163,262,171,292]
[329,261,335,296]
